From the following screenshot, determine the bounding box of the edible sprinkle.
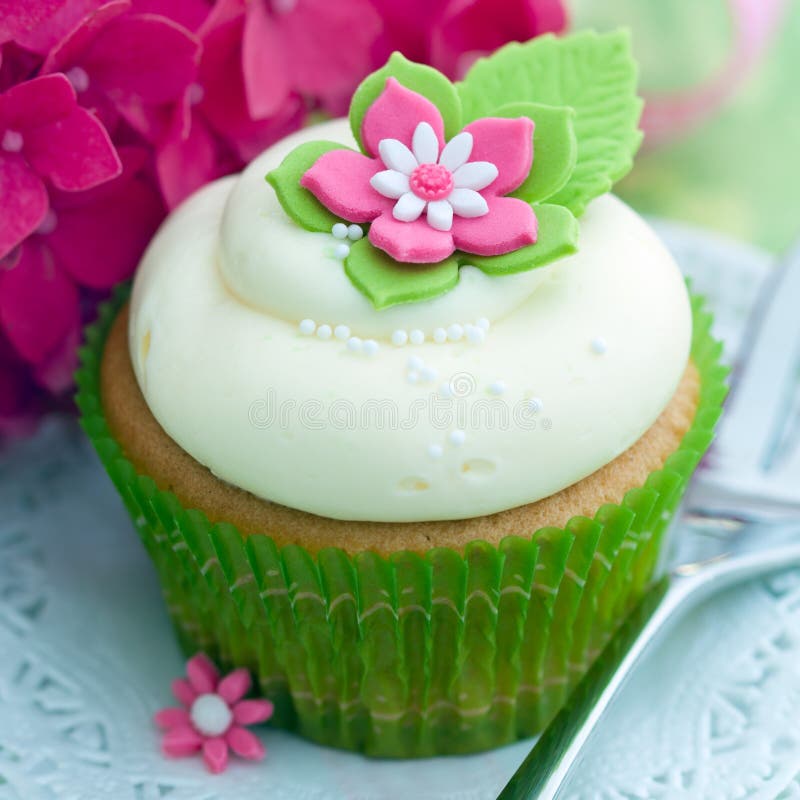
[591,336,608,355]
[347,224,364,241]
[299,319,316,335]
[528,397,543,412]
[407,355,424,371]
[316,324,332,340]
[347,336,362,352]
[410,329,425,345]
[428,444,443,459]
[333,242,350,259]
[332,223,348,239]
[449,429,466,446]
[334,324,350,340]
[476,317,491,331]
[392,329,408,346]
[363,339,379,356]
[433,327,447,344]
[465,324,485,345]
[407,370,420,385]
[447,324,464,342]
[488,380,506,396]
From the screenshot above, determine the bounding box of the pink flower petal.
[300,148,390,223]
[49,161,163,286]
[242,0,290,119]
[273,0,382,109]
[0,239,79,363]
[463,116,533,196]
[41,0,130,74]
[186,653,219,694]
[0,0,68,44]
[451,195,537,256]
[171,677,196,707]
[361,78,445,160]
[226,726,265,761]
[162,724,203,757]
[202,737,229,773]
[132,0,212,31]
[24,106,121,191]
[0,153,48,259]
[368,213,455,263]
[233,698,274,726]
[14,0,106,55]
[32,316,79,393]
[216,669,251,706]
[0,73,75,130]
[154,706,191,730]
[79,12,201,104]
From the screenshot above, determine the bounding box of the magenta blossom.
[0,0,68,46]
[302,78,536,263]
[0,72,120,259]
[370,0,567,80]
[156,0,304,208]
[155,653,274,774]
[38,0,201,143]
[242,0,383,117]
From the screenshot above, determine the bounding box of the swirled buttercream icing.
[129,119,692,522]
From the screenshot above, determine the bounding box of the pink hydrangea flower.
[370,0,567,79]
[242,0,384,116]
[38,0,201,143]
[155,653,274,774]
[0,72,121,260]
[302,78,537,263]
[0,0,68,46]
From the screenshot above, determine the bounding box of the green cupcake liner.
[75,285,727,757]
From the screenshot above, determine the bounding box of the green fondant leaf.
[466,203,579,275]
[493,102,577,204]
[265,141,345,232]
[457,30,643,217]
[349,52,462,152]
[345,237,459,309]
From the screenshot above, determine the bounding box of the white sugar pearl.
[334,324,350,340]
[316,324,332,340]
[407,370,420,385]
[190,694,232,738]
[449,430,466,447]
[591,336,608,355]
[347,224,363,241]
[439,382,453,398]
[421,366,438,382]
[391,329,408,346]
[433,327,447,344]
[447,324,464,342]
[333,243,350,259]
[299,319,316,335]
[488,380,507,396]
[332,223,348,239]
[428,444,443,459]
[476,317,490,331]
[409,329,425,345]
[347,336,362,352]
[528,397,543,412]
[363,339,379,356]
[407,355,424,371]
[465,325,485,345]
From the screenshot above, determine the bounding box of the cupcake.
[77,30,726,757]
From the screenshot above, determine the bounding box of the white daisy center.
[190,693,232,737]
[368,121,498,232]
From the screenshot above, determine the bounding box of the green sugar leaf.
[467,203,579,275]
[350,52,462,152]
[266,141,345,232]
[493,102,577,204]
[457,30,643,216]
[345,238,459,309]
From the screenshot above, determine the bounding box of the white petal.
[448,188,489,218]
[439,132,473,171]
[393,192,426,222]
[412,121,439,164]
[370,169,410,199]
[453,161,498,190]
[379,138,418,175]
[426,200,453,232]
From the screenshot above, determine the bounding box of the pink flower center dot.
[409,163,454,202]
[190,693,232,737]
[2,130,23,153]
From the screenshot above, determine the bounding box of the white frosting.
[129,120,692,523]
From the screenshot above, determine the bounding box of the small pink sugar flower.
[155,653,274,774]
[301,78,537,263]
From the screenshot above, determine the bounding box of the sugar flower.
[155,653,274,774]
[301,78,536,263]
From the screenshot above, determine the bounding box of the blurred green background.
[571,0,800,252]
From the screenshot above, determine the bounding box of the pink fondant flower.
[38,1,201,143]
[155,654,274,774]
[370,0,568,79]
[0,72,121,260]
[301,78,537,263]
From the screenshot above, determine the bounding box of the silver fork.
[497,240,800,800]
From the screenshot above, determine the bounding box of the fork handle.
[497,543,800,800]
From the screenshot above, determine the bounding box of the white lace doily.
[2,222,799,800]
